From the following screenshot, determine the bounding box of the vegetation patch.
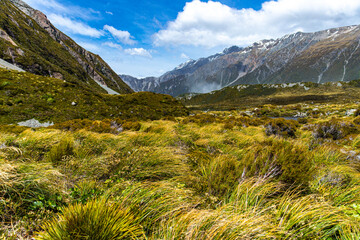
[265,118,299,138]
[0,69,188,124]
[1,106,360,239]
[313,119,358,140]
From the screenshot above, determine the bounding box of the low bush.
[241,139,314,186]
[265,118,299,138]
[313,119,358,140]
[51,119,141,134]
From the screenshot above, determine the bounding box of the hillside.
[123,25,360,96]
[179,80,360,110]
[0,0,132,94]
[0,68,188,124]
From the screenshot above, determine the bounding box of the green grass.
[0,0,132,94]
[179,80,360,110]
[1,103,360,239]
[0,69,188,124]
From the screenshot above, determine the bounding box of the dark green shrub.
[313,120,358,140]
[297,118,308,124]
[223,121,235,130]
[122,121,141,131]
[241,139,314,186]
[265,118,298,138]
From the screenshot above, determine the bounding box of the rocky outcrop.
[0,28,17,46]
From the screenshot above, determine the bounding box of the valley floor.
[1,103,360,239]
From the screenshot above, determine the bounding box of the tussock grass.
[1,109,360,239]
[37,197,145,240]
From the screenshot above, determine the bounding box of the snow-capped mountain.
[122,25,360,96]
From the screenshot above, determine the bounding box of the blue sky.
[23,0,360,78]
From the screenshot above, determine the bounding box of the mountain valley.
[1,0,360,239]
[123,25,360,96]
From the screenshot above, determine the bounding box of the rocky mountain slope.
[0,0,132,94]
[123,26,360,96]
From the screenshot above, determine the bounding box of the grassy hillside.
[179,81,360,110]
[0,69,188,124]
[0,0,132,94]
[1,102,360,239]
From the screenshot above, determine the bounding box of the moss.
[0,124,28,134]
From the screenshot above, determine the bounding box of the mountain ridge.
[0,0,133,94]
[123,24,360,96]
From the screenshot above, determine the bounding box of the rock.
[346,109,357,116]
[17,118,54,128]
[71,102,77,106]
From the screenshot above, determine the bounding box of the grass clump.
[47,135,74,164]
[37,198,144,240]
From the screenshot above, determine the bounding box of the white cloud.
[104,25,136,45]
[103,42,123,50]
[24,0,100,20]
[48,14,103,37]
[106,11,113,15]
[24,0,68,12]
[154,0,360,47]
[124,48,152,58]
[181,53,190,59]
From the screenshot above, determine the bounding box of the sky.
[23,0,360,78]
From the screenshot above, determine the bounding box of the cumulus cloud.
[154,0,360,47]
[124,48,152,58]
[106,11,113,15]
[48,14,103,37]
[104,25,136,45]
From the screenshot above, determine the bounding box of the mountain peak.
[123,24,360,96]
